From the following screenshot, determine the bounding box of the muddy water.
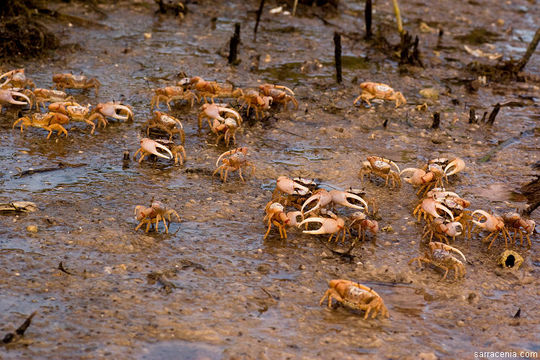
[1,0,539,359]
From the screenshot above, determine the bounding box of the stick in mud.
[2,311,37,344]
[334,32,342,84]
[487,103,500,125]
[514,27,540,72]
[431,112,440,129]
[364,0,372,39]
[228,23,241,65]
[469,108,476,124]
[253,0,265,41]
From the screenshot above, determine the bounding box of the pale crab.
[349,211,379,242]
[89,101,134,127]
[0,69,35,89]
[259,84,298,110]
[359,156,401,189]
[263,201,302,239]
[502,212,535,247]
[237,89,272,120]
[272,176,311,203]
[198,103,242,129]
[189,76,242,103]
[472,210,511,249]
[135,201,180,234]
[48,102,99,134]
[353,82,406,108]
[150,86,198,110]
[213,147,255,182]
[428,189,472,238]
[298,212,348,243]
[13,112,70,139]
[210,117,239,147]
[320,279,389,319]
[409,241,467,281]
[133,138,186,165]
[301,188,369,217]
[145,111,185,143]
[401,158,465,196]
[422,218,463,243]
[413,197,455,222]
[52,73,101,96]
[0,89,32,112]
[29,88,74,111]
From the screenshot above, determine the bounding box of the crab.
[413,197,455,222]
[237,89,272,119]
[502,212,535,247]
[409,241,467,281]
[134,138,186,165]
[259,84,298,110]
[213,147,255,182]
[0,89,32,111]
[13,112,70,139]
[88,101,134,127]
[0,69,35,89]
[188,76,242,103]
[150,86,198,110]
[401,158,464,196]
[428,189,472,238]
[422,218,463,243]
[263,201,302,239]
[135,201,180,234]
[52,73,101,96]
[472,210,510,249]
[27,88,74,111]
[298,213,348,243]
[198,103,242,129]
[210,117,239,146]
[353,82,406,108]
[359,156,401,189]
[48,102,98,134]
[272,176,311,202]
[320,280,389,319]
[349,212,379,242]
[145,111,185,143]
[301,188,368,217]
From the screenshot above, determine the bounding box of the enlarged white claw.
[435,202,454,221]
[141,138,173,160]
[444,158,465,176]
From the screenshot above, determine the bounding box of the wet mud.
[0,0,539,359]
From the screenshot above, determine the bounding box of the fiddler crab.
[423,217,463,244]
[298,210,348,243]
[413,194,455,222]
[502,212,535,247]
[263,201,302,239]
[90,101,134,127]
[29,88,74,111]
[349,211,379,242]
[353,82,406,108]
[320,280,389,319]
[48,102,98,134]
[13,112,70,139]
[472,210,512,250]
[145,111,185,143]
[151,86,198,110]
[52,73,101,96]
[213,147,255,182]
[198,103,242,130]
[134,138,186,165]
[359,156,401,189]
[135,201,180,234]
[0,69,35,89]
[272,176,315,207]
[0,89,32,112]
[259,84,298,110]
[210,117,239,147]
[188,76,242,103]
[237,89,272,120]
[301,188,369,217]
[409,241,467,281]
[401,157,465,196]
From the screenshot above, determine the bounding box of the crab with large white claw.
[401,164,445,196]
[502,212,535,247]
[413,197,454,222]
[409,242,467,281]
[133,138,174,163]
[429,158,466,177]
[0,69,35,89]
[0,89,32,111]
[301,189,368,217]
[472,210,510,249]
[359,156,401,189]
[198,103,242,129]
[89,102,133,128]
[298,216,348,243]
[423,218,463,243]
[273,176,311,200]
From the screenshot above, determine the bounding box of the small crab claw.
[276,176,310,196]
[220,107,241,123]
[301,189,332,217]
[444,158,465,176]
[422,198,454,220]
[140,138,173,160]
[0,89,31,106]
[298,217,343,234]
[400,168,426,185]
[329,190,368,212]
[440,243,467,262]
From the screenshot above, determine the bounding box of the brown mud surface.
[0,1,539,359]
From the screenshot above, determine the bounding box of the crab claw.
[140,138,173,160]
[421,198,454,220]
[400,168,428,186]
[329,190,368,212]
[286,211,303,227]
[301,189,332,216]
[215,147,248,167]
[0,89,31,106]
[102,103,133,121]
[276,176,310,196]
[472,210,504,231]
[444,158,465,176]
[298,217,344,235]
[439,243,467,262]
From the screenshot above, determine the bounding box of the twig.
[391,0,403,34]
[514,27,540,72]
[58,262,73,275]
[364,0,372,39]
[486,103,500,125]
[431,112,440,129]
[253,0,265,41]
[468,108,476,124]
[334,32,342,83]
[2,311,37,344]
[15,163,86,178]
[228,23,241,65]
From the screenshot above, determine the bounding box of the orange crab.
[13,112,70,139]
[145,111,185,143]
[237,89,272,119]
[135,201,180,234]
[150,86,198,110]
[263,201,302,239]
[52,73,101,96]
[359,156,401,189]
[354,82,406,108]
[213,147,255,182]
[259,83,298,110]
